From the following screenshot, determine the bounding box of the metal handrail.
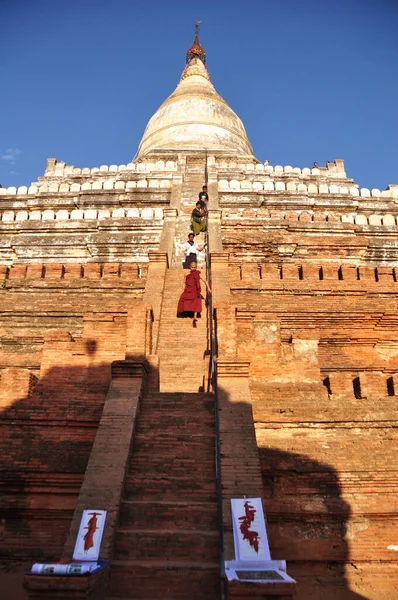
[203,177,226,592]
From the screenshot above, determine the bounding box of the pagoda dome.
[136,28,253,158]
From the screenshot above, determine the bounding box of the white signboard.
[226,498,296,586]
[72,510,107,562]
[231,498,270,562]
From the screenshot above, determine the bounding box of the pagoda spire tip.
[186,20,206,65]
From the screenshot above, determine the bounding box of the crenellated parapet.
[215,158,348,179]
[215,159,398,203]
[226,261,398,288]
[44,157,178,177]
[218,179,398,198]
[0,178,172,197]
[0,261,148,283]
[0,206,164,223]
[0,156,177,201]
[222,207,398,228]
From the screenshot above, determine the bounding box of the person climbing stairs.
[157,268,210,393]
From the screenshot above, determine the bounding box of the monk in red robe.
[177,262,211,327]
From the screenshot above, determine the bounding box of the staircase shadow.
[260,444,370,600]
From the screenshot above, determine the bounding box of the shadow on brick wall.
[0,349,119,600]
[260,444,369,600]
[219,382,373,599]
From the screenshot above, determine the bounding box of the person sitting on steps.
[182,233,206,269]
[177,261,211,328]
[191,201,206,235]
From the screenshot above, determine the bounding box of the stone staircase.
[106,229,220,600]
[157,268,210,394]
[172,156,207,268]
[107,392,220,600]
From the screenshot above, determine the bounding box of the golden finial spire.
[186,20,206,65]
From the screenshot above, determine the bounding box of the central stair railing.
[203,163,226,597]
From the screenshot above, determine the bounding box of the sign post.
[225,498,296,585]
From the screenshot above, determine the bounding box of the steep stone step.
[131,437,214,448]
[119,500,219,531]
[142,392,213,401]
[132,432,214,442]
[137,412,213,423]
[131,434,215,458]
[135,401,213,417]
[124,475,217,501]
[114,529,219,562]
[135,401,212,416]
[136,418,214,431]
[138,399,213,411]
[138,396,212,405]
[138,403,213,414]
[157,377,205,393]
[159,364,209,375]
[108,562,220,600]
[129,453,214,466]
[128,460,215,480]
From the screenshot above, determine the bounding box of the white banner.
[231,498,270,562]
[73,510,107,562]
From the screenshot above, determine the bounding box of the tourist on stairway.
[191,201,206,235]
[182,233,206,269]
[198,185,208,210]
[177,261,211,327]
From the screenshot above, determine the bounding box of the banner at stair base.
[73,509,107,562]
[231,498,270,561]
[226,498,296,585]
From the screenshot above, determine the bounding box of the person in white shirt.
[182,233,206,269]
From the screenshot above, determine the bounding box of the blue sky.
[1,0,397,189]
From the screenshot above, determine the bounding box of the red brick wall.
[0,263,148,569]
[0,262,147,374]
[215,257,398,598]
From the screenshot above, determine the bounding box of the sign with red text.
[231,498,270,562]
[72,510,107,562]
